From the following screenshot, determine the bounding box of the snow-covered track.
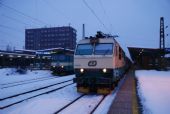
[1,76,58,89]
[89,95,106,114]
[54,76,126,114]
[54,94,107,114]
[0,80,74,109]
[0,79,73,101]
[54,94,86,114]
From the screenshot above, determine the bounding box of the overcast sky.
[0,0,170,54]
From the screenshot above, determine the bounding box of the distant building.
[0,50,36,67]
[128,47,165,69]
[25,26,76,50]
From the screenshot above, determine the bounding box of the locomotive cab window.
[94,43,113,55]
[75,44,93,55]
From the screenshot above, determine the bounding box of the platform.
[108,69,140,114]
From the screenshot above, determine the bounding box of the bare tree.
[6,44,12,51]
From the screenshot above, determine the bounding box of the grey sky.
[0,0,170,55]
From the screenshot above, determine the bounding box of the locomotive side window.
[119,47,122,60]
[75,44,93,55]
[115,45,118,56]
[94,43,113,55]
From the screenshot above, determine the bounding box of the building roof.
[36,47,74,55]
[36,47,74,52]
[165,48,170,54]
[25,26,76,31]
[128,47,164,61]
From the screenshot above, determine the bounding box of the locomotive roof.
[78,37,115,44]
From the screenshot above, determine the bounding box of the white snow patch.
[93,91,117,114]
[0,85,82,114]
[0,68,124,114]
[136,70,170,114]
[59,95,103,114]
[0,68,53,85]
[0,68,74,99]
[0,68,77,114]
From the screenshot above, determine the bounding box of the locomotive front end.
[74,36,115,94]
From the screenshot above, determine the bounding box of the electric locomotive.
[50,48,74,75]
[74,31,130,94]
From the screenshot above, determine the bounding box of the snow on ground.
[2,69,170,114]
[136,70,170,114]
[1,85,118,114]
[0,81,73,108]
[0,76,73,98]
[0,68,121,114]
[0,68,53,85]
[0,68,74,99]
[59,95,103,114]
[0,85,82,114]
[0,68,77,114]
[93,89,117,114]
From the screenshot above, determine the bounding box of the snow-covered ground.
[0,68,53,85]
[0,68,118,114]
[136,70,170,114]
[2,68,170,114]
[0,68,74,99]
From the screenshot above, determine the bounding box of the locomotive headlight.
[61,65,64,68]
[103,68,107,73]
[80,68,84,73]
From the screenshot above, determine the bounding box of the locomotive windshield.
[94,43,113,55]
[75,43,113,55]
[75,44,93,55]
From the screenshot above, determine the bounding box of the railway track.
[54,94,86,114]
[0,79,73,100]
[89,95,106,114]
[54,94,107,114]
[53,76,127,114]
[1,76,58,89]
[0,80,74,109]
[0,74,126,112]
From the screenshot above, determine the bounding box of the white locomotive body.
[74,32,130,94]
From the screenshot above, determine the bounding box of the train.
[50,48,74,75]
[73,31,131,94]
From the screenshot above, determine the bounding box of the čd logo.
[88,60,97,66]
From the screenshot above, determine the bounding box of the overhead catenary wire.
[41,0,71,23]
[0,1,58,50]
[0,32,20,50]
[98,0,107,18]
[0,31,15,41]
[98,0,115,35]
[2,14,30,26]
[0,24,24,47]
[0,2,48,26]
[0,24,23,33]
[82,0,109,32]
[0,30,22,38]
[0,30,24,50]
